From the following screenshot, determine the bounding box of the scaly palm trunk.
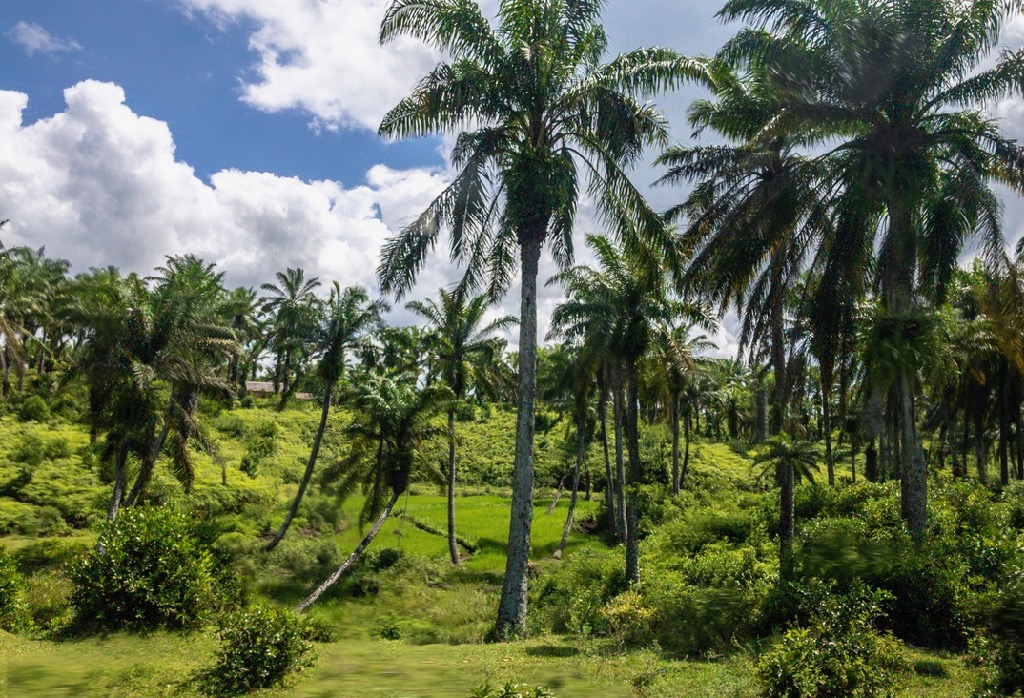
[265,382,334,552]
[671,393,681,496]
[823,386,834,486]
[779,461,795,581]
[554,409,586,560]
[611,369,628,543]
[623,360,642,585]
[682,410,691,485]
[124,424,169,507]
[496,237,542,640]
[446,409,461,565]
[599,386,615,542]
[298,487,402,612]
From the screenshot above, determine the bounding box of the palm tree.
[376,0,697,637]
[223,286,262,392]
[720,0,1024,534]
[298,377,452,611]
[657,58,826,440]
[261,267,321,410]
[550,234,682,584]
[752,435,820,580]
[408,288,515,564]
[264,284,388,551]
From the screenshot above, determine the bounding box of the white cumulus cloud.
[181,0,440,131]
[9,21,81,55]
[0,81,448,295]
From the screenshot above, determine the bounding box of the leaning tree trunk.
[495,236,542,640]
[108,438,131,522]
[298,487,402,612]
[265,383,334,551]
[125,424,169,507]
[670,393,681,496]
[446,409,461,565]
[623,359,642,586]
[611,368,628,543]
[554,409,586,560]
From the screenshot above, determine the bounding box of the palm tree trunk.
[496,236,542,640]
[108,438,131,522]
[623,359,641,586]
[599,386,615,541]
[682,410,691,485]
[125,424,169,507]
[975,400,988,485]
[823,386,834,486]
[2,346,11,399]
[779,461,795,581]
[446,409,461,565]
[278,349,292,411]
[298,487,402,612]
[899,372,927,535]
[265,383,334,552]
[611,369,627,544]
[554,410,586,560]
[671,394,681,496]
[998,359,1009,486]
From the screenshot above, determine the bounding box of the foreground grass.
[0,630,975,697]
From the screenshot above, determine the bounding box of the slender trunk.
[959,404,971,479]
[495,237,542,640]
[2,346,10,398]
[278,349,292,411]
[546,477,565,514]
[554,410,585,560]
[446,409,461,565]
[682,411,691,485]
[298,487,402,612]
[851,429,857,483]
[125,425,169,507]
[769,258,787,437]
[671,394,681,496]
[584,461,591,502]
[866,438,878,482]
[779,461,795,581]
[264,383,334,552]
[599,386,615,541]
[611,368,627,543]
[998,360,1009,486]
[108,438,131,522]
[975,399,988,485]
[623,359,641,586]
[1016,400,1024,480]
[823,387,834,486]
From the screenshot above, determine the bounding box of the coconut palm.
[720,0,1024,534]
[261,267,321,410]
[376,0,697,636]
[298,377,452,611]
[408,288,515,564]
[264,285,388,551]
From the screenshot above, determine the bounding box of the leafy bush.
[0,547,30,632]
[468,682,555,698]
[16,395,51,422]
[70,506,216,630]
[239,421,278,477]
[756,584,905,698]
[978,579,1024,696]
[198,605,313,695]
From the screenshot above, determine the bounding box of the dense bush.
[0,547,30,632]
[70,506,216,630]
[16,395,51,423]
[977,578,1024,697]
[756,584,905,698]
[197,605,313,696]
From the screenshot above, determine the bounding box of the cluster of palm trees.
[4,0,1024,641]
[374,0,1024,636]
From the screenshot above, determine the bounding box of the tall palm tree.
[550,234,682,584]
[408,288,515,564]
[298,377,452,611]
[264,284,388,551]
[261,267,321,410]
[720,0,1024,534]
[376,0,697,637]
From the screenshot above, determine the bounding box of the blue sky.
[2,1,1023,354]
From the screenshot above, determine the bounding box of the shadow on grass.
[523,644,580,658]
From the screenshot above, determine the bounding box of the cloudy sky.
[2,1,1023,357]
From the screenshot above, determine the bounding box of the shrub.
[756,584,906,698]
[16,395,51,422]
[0,547,30,632]
[979,579,1024,696]
[198,605,313,696]
[468,682,555,698]
[70,507,216,630]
